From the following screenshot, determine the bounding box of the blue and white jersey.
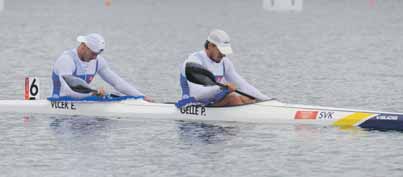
[180,50,270,104]
[51,48,144,98]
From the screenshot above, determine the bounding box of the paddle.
[185,62,255,100]
[62,75,97,94]
[63,75,121,97]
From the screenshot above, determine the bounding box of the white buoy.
[0,0,4,12]
[263,0,303,12]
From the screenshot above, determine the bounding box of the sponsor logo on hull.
[359,114,403,131]
[375,115,398,120]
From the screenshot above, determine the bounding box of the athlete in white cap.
[180,29,270,106]
[51,33,152,101]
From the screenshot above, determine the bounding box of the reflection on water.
[49,116,111,138]
[176,121,239,145]
[294,124,369,136]
[48,116,116,153]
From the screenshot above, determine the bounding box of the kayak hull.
[1,99,403,131]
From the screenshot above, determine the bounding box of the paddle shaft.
[73,87,119,97]
[215,82,256,100]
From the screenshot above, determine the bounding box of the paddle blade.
[62,75,96,94]
[185,62,217,86]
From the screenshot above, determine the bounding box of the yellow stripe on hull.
[333,112,374,127]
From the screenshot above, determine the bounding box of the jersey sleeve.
[97,57,144,96]
[223,58,271,101]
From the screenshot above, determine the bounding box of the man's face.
[208,43,225,62]
[82,44,100,61]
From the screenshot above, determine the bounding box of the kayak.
[1,96,403,131]
[12,66,403,131]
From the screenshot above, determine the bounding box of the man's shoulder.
[55,51,74,64]
[96,55,108,68]
[96,55,106,61]
[185,50,204,63]
[53,55,75,74]
[222,57,233,65]
[55,49,74,61]
[188,50,204,58]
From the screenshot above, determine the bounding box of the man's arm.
[223,59,270,101]
[53,55,92,98]
[97,58,144,96]
[59,75,93,98]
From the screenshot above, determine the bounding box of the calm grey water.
[1,0,403,176]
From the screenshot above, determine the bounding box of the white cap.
[207,29,233,55]
[77,33,105,54]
